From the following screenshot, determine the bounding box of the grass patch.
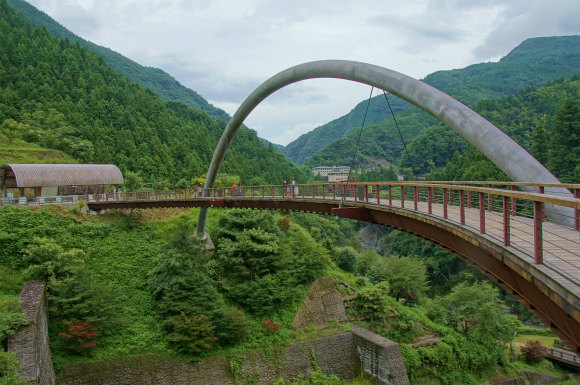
[0,139,77,164]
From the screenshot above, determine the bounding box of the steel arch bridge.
[82,181,580,352]
[83,60,580,353]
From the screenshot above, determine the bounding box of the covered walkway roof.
[1,164,124,188]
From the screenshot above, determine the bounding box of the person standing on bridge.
[282,179,288,197]
[231,183,237,197]
[291,179,296,197]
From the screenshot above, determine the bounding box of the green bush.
[0,347,28,385]
[368,255,429,304]
[0,294,28,339]
[335,247,357,273]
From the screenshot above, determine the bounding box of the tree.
[0,119,26,144]
[122,171,143,191]
[548,98,580,182]
[335,246,358,273]
[531,115,549,165]
[428,281,518,343]
[369,255,429,304]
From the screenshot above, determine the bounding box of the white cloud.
[26,0,580,145]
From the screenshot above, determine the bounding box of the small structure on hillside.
[0,163,124,199]
[313,166,350,182]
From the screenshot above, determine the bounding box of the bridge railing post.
[388,185,392,206]
[538,186,545,221]
[479,192,485,234]
[534,201,544,264]
[503,196,510,246]
[511,185,517,216]
[460,190,465,225]
[443,188,448,219]
[401,186,405,208]
[488,184,492,212]
[365,184,368,203]
[428,187,432,214]
[449,188,453,206]
[467,185,472,208]
[413,186,418,211]
[376,185,380,205]
[575,188,579,231]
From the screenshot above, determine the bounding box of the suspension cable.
[383,91,418,181]
[342,87,374,205]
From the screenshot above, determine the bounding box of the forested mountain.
[5,0,230,121]
[306,76,580,183]
[283,35,580,165]
[429,77,580,183]
[0,0,303,185]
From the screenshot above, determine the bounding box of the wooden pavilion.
[0,164,124,199]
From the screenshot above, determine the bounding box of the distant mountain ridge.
[282,35,580,165]
[6,0,230,122]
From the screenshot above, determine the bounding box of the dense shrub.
[520,340,547,363]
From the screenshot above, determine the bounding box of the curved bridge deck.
[15,181,579,352]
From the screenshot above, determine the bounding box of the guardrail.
[547,348,580,364]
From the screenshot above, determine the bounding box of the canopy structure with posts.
[1,163,124,198]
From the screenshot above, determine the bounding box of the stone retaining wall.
[352,325,409,385]
[56,332,361,385]
[7,279,55,385]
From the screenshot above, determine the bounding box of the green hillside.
[283,35,580,166]
[0,0,303,186]
[428,77,580,183]
[5,0,230,122]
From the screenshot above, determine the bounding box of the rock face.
[485,370,563,385]
[359,224,390,255]
[293,276,348,330]
[7,279,55,385]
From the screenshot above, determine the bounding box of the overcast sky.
[27,0,580,145]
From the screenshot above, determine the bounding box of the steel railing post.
[503,196,510,246]
[480,192,485,234]
[511,185,517,216]
[575,188,579,231]
[401,186,405,208]
[443,188,448,219]
[467,185,472,208]
[534,201,544,264]
[376,185,380,204]
[460,190,465,225]
[488,184,492,212]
